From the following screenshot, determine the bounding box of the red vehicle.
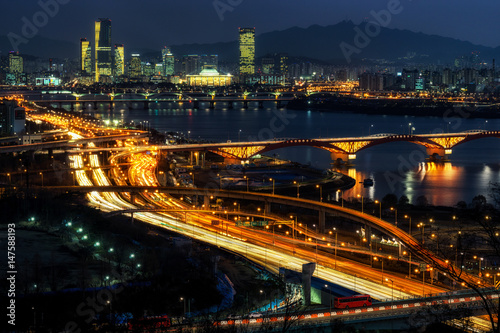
[334,295,372,309]
[128,315,171,332]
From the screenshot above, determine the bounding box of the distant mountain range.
[2,21,500,65]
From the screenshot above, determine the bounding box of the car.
[227,314,241,320]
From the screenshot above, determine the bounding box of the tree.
[471,195,487,210]
[489,182,500,208]
[382,194,398,208]
[398,195,410,208]
[416,195,429,207]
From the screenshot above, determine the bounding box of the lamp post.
[337,189,343,207]
[390,207,397,225]
[7,173,11,185]
[418,223,425,244]
[290,215,297,254]
[293,181,300,198]
[39,172,43,187]
[374,257,384,283]
[316,184,322,202]
[374,200,381,219]
[238,129,242,142]
[386,278,394,308]
[244,176,249,192]
[357,194,364,213]
[404,215,411,235]
[70,171,75,186]
[269,178,275,195]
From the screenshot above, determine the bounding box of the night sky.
[1,0,499,49]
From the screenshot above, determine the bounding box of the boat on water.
[363,179,374,186]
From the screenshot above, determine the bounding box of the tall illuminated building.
[114,44,125,76]
[8,52,23,74]
[129,54,142,78]
[162,46,175,76]
[239,27,255,75]
[95,18,112,82]
[80,38,92,74]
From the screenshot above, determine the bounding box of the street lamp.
[418,223,425,244]
[337,189,344,207]
[374,200,382,219]
[390,207,397,225]
[269,178,275,195]
[357,194,364,213]
[39,172,43,187]
[293,181,300,198]
[7,173,11,185]
[373,257,384,283]
[316,184,322,202]
[243,176,249,192]
[404,215,411,235]
[329,227,338,269]
[290,215,297,253]
[238,129,242,142]
[385,278,394,307]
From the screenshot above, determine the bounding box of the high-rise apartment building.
[129,54,142,78]
[80,38,92,74]
[239,28,255,75]
[162,46,175,76]
[95,18,112,82]
[114,44,125,77]
[8,52,23,74]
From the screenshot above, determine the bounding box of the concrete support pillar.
[131,212,134,224]
[330,151,350,164]
[258,101,264,109]
[92,101,98,110]
[70,102,75,112]
[228,101,233,109]
[143,101,149,109]
[204,195,210,209]
[318,210,326,233]
[190,151,194,165]
[265,201,271,215]
[302,263,316,306]
[426,147,446,160]
[243,101,248,109]
[209,101,215,109]
[193,100,199,109]
[277,100,282,109]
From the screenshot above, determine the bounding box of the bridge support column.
[70,102,75,112]
[302,263,316,306]
[365,225,372,250]
[58,102,63,109]
[330,151,350,164]
[426,147,446,160]
[193,100,199,109]
[318,209,325,233]
[109,102,114,112]
[203,195,210,209]
[243,101,248,109]
[277,100,282,109]
[81,102,86,111]
[144,101,149,109]
[201,152,205,168]
[92,101,98,111]
[131,212,134,224]
[228,101,233,109]
[258,101,264,109]
[265,201,271,215]
[209,101,215,109]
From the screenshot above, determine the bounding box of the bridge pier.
[277,100,283,109]
[143,101,149,109]
[330,151,354,164]
[92,101,98,111]
[58,102,63,109]
[70,102,75,112]
[426,147,450,160]
[203,195,210,209]
[258,101,264,109]
[193,100,199,109]
[81,102,86,111]
[209,101,215,109]
[228,101,233,109]
[318,209,325,233]
[265,201,271,215]
[109,102,114,112]
[243,101,248,109]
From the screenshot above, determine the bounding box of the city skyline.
[1,0,500,53]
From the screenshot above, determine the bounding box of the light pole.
[7,173,11,186]
[374,200,382,219]
[244,176,249,192]
[386,278,394,308]
[337,189,343,207]
[418,223,425,244]
[238,129,242,142]
[390,207,397,225]
[70,171,75,186]
[316,184,322,202]
[39,172,43,187]
[404,215,411,235]
[290,215,297,254]
[374,257,384,283]
[269,178,275,195]
[293,181,300,198]
[357,194,364,213]
[331,228,338,269]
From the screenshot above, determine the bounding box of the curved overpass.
[42,185,482,285]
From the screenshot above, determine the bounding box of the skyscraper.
[8,52,23,74]
[114,44,125,77]
[80,38,92,74]
[129,54,142,78]
[162,46,175,76]
[95,18,112,82]
[239,28,255,75]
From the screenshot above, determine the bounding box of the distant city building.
[8,52,23,74]
[261,57,274,74]
[80,38,92,74]
[246,74,285,86]
[162,46,175,76]
[129,54,142,78]
[95,18,112,82]
[155,63,163,76]
[200,54,218,71]
[114,44,125,77]
[402,69,419,90]
[239,27,255,75]
[186,68,232,86]
[35,76,61,86]
[182,55,201,75]
[143,62,155,77]
[0,101,25,136]
[359,73,383,91]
